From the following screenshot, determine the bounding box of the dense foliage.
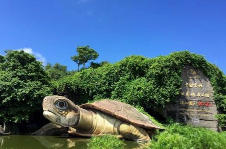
[87,123,226,149]
[1,50,226,131]
[87,135,125,149]
[45,63,68,81]
[0,50,51,123]
[90,61,110,69]
[54,51,226,117]
[150,123,226,149]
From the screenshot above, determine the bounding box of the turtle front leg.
[119,123,150,142]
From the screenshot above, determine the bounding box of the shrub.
[87,135,125,149]
[0,50,51,123]
[150,123,226,149]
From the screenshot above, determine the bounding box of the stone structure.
[164,65,219,131]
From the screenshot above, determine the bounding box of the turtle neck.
[74,107,95,133]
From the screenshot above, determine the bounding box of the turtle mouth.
[43,110,61,124]
[43,110,73,127]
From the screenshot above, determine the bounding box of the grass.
[150,123,226,149]
[87,135,125,149]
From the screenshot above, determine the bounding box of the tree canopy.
[45,63,68,81]
[0,50,51,123]
[71,45,99,71]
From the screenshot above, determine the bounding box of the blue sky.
[0,0,225,74]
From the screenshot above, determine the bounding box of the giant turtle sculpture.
[42,95,161,142]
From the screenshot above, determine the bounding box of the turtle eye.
[55,100,67,110]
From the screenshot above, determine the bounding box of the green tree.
[71,45,99,71]
[90,61,110,69]
[71,55,81,71]
[0,50,51,123]
[45,63,68,80]
[0,55,4,63]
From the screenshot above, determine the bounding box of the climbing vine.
[53,51,226,123]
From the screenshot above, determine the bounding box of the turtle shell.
[80,99,160,130]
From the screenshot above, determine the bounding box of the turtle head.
[42,95,80,127]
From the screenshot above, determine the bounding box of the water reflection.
[0,135,88,149]
[0,135,147,149]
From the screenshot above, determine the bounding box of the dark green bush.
[0,50,51,123]
[215,114,226,127]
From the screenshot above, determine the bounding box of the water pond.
[0,135,144,149]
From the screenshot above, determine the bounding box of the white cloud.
[22,48,33,54]
[35,53,47,65]
[16,48,47,65]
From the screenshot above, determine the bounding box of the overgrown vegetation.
[87,135,125,149]
[44,63,75,81]
[87,123,226,149]
[54,51,226,123]
[150,123,226,149]
[1,50,226,133]
[0,50,51,123]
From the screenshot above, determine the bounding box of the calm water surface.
[0,135,144,149]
